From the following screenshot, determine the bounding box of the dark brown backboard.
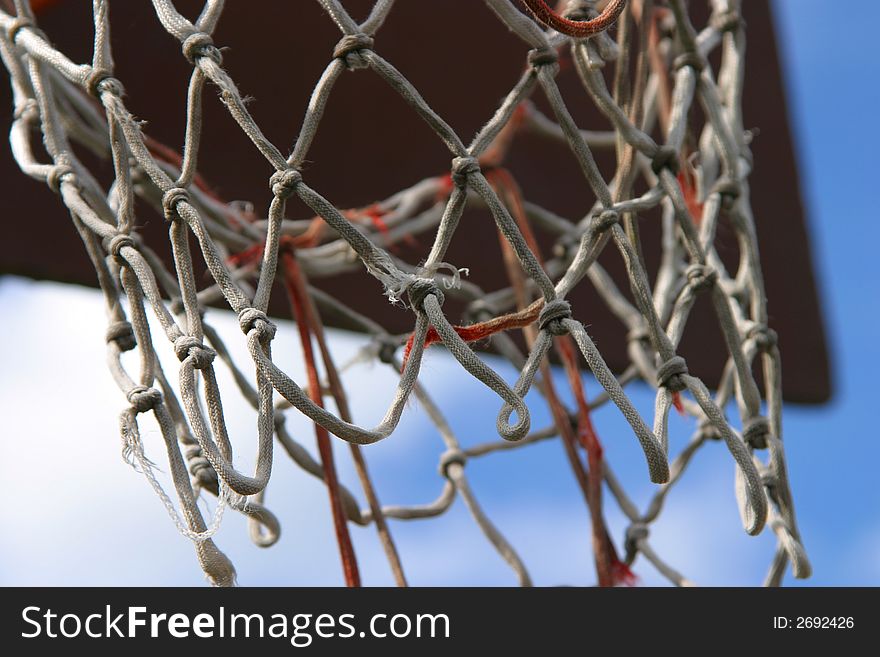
[0,0,832,403]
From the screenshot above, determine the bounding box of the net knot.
[174,335,216,369]
[106,320,136,352]
[698,416,722,441]
[13,98,38,122]
[464,298,494,323]
[376,336,399,365]
[626,522,649,544]
[592,208,620,233]
[86,68,124,98]
[673,51,706,72]
[239,307,277,342]
[127,385,162,414]
[333,33,374,69]
[182,31,222,65]
[185,444,219,493]
[527,47,559,70]
[686,263,717,293]
[438,448,467,479]
[105,233,136,259]
[710,176,741,207]
[407,278,444,312]
[748,324,778,352]
[711,10,743,34]
[552,233,580,260]
[538,298,572,336]
[627,324,650,343]
[651,146,680,175]
[46,163,75,193]
[624,521,649,560]
[269,168,302,199]
[6,16,34,42]
[562,2,596,23]
[742,416,770,450]
[162,186,191,221]
[657,355,688,392]
[451,156,480,188]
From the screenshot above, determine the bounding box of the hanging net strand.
[0,0,810,587]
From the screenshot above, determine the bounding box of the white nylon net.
[0,0,810,586]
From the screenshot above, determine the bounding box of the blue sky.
[0,0,877,587]
[768,0,880,585]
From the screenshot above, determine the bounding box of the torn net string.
[0,0,810,586]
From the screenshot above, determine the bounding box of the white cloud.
[0,277,803,587]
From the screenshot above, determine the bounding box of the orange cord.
[282,249,361,587]
[520,0,627,38]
